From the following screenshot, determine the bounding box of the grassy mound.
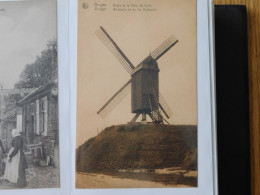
[76,124,197,172]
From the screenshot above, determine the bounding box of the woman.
[0,139,6,176]
[0,139,5,154]
[4,129,28,187]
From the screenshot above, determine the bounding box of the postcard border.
[70,0,217,195]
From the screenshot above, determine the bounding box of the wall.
[33,93,59,166]
[22,90,59,167]
[46,93,59,167]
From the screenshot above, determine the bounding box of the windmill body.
[131,56,159,115]
[96,26,177,123]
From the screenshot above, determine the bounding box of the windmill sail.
[96,26,135,74]
[151,35,178,61]
[159,93,173,119]
[97,79,132,118]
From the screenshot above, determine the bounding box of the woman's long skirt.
[4,147,20,183]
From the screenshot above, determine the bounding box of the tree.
[15,40,57,89]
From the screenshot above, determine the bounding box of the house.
[17,79,59,167]
[0,88,33,151]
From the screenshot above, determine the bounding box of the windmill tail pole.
[163,118,170,125]
[148,112,155,122]
[159,103,170,119]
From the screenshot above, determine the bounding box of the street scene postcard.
[76,0,198,188]
[0,0,59,189]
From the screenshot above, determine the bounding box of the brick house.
[17,79,59,167]
[0,89,33,151]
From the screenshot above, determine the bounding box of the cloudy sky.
[0,0,57,89]
[77,0,197,146]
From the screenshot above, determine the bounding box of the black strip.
[215,5,250,195]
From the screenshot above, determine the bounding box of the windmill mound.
[76,124,197,173]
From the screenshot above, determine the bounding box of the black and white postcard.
[0,0,60,190]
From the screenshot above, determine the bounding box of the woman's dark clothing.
[0,139,5,176]
[9,136,28,187]
[0,139,5,154]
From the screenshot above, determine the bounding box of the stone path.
[0,165,59,189]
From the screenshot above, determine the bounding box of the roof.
[1,109,17,122]
[17,78,58,106]
[131,55,159,76]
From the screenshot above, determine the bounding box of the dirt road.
[76,172,190,189]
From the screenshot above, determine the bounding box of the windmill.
[96,26,178,124]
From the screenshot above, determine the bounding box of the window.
[35,100,40,134]
[30,103,36,134]
[39,96,48,136]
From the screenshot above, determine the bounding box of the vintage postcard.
[0,0,59,189]
[76,0,198,188]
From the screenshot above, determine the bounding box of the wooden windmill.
[96,26,178,124]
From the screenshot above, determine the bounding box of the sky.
[77,0,197,147]
[0,0,57,89]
